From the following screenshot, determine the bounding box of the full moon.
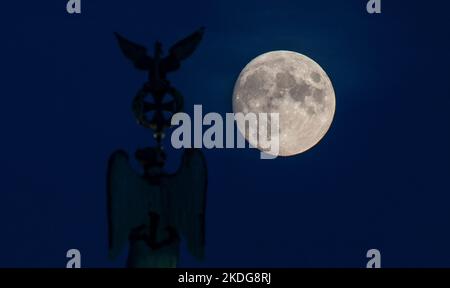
[232,50,336,156]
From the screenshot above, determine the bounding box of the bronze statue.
[107,27,207,268]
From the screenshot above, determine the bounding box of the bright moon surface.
[232,50,336,156]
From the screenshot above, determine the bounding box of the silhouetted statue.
[107,28,207,268]
[107,147,207,267]
[114,28,204,143]
[114,27,204,82]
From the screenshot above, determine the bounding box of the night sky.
[1,0,450,267]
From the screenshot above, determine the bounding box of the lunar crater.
[275,72,296,89]
[289,79,311,103]
[311,71,321,83]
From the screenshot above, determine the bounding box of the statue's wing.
[160,27,205,74]
[164,148,207,260]
[114,32,153,70]
[107,150,156,259]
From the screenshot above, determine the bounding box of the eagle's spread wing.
[114,32,154,70]
[164,148,207,260]
[160,27,205,74]
[107,150,159,259]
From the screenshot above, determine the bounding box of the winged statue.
[114,27,205,90]
[107,148,207,267]
[108,28,207,268]
[113,27,204,142]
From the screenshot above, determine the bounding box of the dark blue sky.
[1,0,450,267]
